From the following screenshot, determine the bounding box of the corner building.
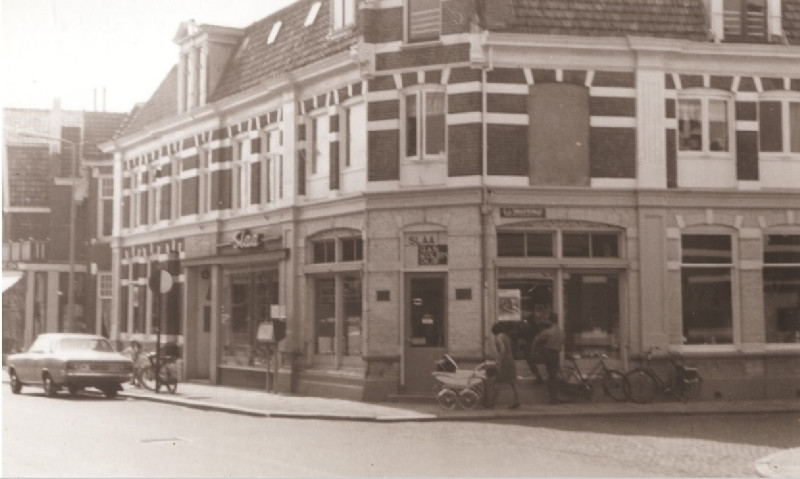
[103,0,800,400]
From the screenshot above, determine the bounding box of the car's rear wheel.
[68,385,81,396]
[101,387,118,399]
[42,374,58,397]
[9,369,22,394]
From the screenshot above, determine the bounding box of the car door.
[19,337,49,383]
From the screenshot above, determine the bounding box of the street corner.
[755,448,800,478]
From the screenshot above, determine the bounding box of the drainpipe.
[480,66,489,361]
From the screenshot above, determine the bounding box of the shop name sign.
[499,207,546,219]
[407,233,448,266]
[231,229,263,250]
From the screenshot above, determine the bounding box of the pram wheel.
[459,388,480,410]
[436,388,458,409]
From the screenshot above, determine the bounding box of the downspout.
[480,60,489,361]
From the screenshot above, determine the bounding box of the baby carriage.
[431,354,495,410]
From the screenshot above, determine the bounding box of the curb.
[754,448,800,478]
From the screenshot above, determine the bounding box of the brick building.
[102,0,800,400]
[3,103,127,354]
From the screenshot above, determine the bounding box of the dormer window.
[267,21,282,45]
[331,0,356,31]
[710,0,782,43]
[305,1,321,27]
[723,0,767,41]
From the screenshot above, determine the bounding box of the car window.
[28,337,49,353]
[56,338,115,352]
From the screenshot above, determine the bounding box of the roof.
[785,0,800,45]
[495,0,709,41]
[118,0,357,138]
[83,111,128,162]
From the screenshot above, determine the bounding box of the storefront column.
[209,264,221,384]
[638,211,670,350]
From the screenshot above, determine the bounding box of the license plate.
[91,364,109,372]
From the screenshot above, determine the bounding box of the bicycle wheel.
[673,374,703,402]
[602,369,629,402]
[625,368,658,404]
[558,367,591,401]
[158,364,178,394]
[138,366,157,391]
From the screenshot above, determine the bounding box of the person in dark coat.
[525,303,557,383]
[532,317,565,404]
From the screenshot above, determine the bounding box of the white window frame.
[264,127,283,203]
[170,156,182,220]
[759,91,800,158]
[709,0,781,42]
[97,177,114,238]
[309,113,329,176]
[402,86,447,161]
[232,138,248,211]
[198,147,212,214]
[96,272,112,336]
[331,0,356,32]
[677,90,735,157]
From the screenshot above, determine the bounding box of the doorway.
[404,274,447,394]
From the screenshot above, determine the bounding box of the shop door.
[404,275,447,394]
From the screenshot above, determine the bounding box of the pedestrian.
[531,315,564,404]
[123,340,143,386]
[488,321,521,409]
[524,303,556,383]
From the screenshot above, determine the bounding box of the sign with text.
[499,207,546,219]
[497,289,521,322]
[405,231,448,267]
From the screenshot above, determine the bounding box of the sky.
[1,0,296,113]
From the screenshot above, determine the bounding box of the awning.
[2,271,24,292]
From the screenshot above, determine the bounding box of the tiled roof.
[785,0,800,45]
[83,111,127,162]
[211,0,358,101]
[496,0,709,41]
[118,66,178,137]
[119,0,357,137]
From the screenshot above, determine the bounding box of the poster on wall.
[497,289,521,322]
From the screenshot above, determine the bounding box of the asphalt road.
[3,387,799,477]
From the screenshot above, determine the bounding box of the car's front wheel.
[42,374,58,397]
[9,369,22,394]
[68,385,82,396]
[101,387,118,399]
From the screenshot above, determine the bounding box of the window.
[98,273,112,337]
[498,232,554,258]
[341,238,364,261]
[408,0,440,43]
[171,156,182,219]
[331,0,356,31]
[763,235,800,344]
[405,89,445,159]
[198,148,211,213]
[678,96,731,153]
[220,270,279,369]
[759,99,800,154]
[311,115,328,175]
[305,1,321,26]
[497,231,617,258]
[267,21,282,45]
[265,128,283,202]
[563,233,619,258]
[313,240,336,263]
[232,140,248,210]
[723,0,767,42]
[681,234,734,345]
[313,275,362,357]
[98,177,113,237]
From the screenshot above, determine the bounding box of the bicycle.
[557,352,629,402]
[624,347,703,403]
[138,352,179,394]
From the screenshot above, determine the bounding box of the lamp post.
[18,131,79,332]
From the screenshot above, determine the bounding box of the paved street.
[3,387,798,477]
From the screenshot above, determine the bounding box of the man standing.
[532,316,564,404]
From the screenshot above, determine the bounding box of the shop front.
[182,227,289,389]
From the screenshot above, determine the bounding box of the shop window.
[220,270,278,368]
[760,99,800,154]
[678,96,731,153]
[497,232,554,258]
[343,276,362,356]
[405,88,446,160]
[763,235,800,343]
[681,234,734,345]
[723,0,767,42]
[313,240,336,263]
[407,0,440,43]
[563,273,621,356]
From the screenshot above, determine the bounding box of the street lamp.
[17,131,80,332]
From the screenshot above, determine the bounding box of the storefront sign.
[231,229,263,250]
[500,207,546,219]
[407,232,448,266]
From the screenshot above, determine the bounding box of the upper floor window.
[331,0,356,31]
[723,0,767,42]
[760,98,800,154]
[198,148,211,214]
[98,177,113,238]
[678,94,731,153]
[405,88,445,159]
[311,236,364,264]
[407,0,440,43]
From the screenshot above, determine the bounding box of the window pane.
[682,235,732,264]
[764,235,800,263]
[313,240,335,263]
[526,233,554,257]
[591,234,619,258]
[408,0,440,42]
[791,103,800,153]
[744,0,766,37]
[759,101,783,152]
[424,91,445,156]
[343,276,362,356]
[709,100,728,151]
[406,94,418,157]
[723,0,743,36]
[682,268,733,344]
[678,100,702,151]
[563,233,590,257]
[563,274,621,357]
[342,238,363,262]
[763,267,800,343]
[497,233,524,257]
[315,278,336,354]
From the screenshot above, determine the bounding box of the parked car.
[7,333,133,398]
